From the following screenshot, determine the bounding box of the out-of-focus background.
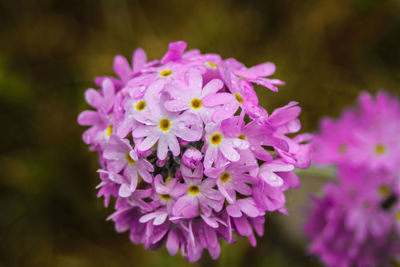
[0,0,399,266]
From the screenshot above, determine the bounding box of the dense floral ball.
[78,41,311,261]
[306,91,400,267]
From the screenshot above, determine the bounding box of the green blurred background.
[1,0,399,266]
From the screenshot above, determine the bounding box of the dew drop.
[178,122,185,129]
[233,139,242,147]
[230,153,240,161]
[109,173,116,182]
[267,175,283,187]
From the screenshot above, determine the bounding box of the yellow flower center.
[238,134,246,140]
[106,125,113,137]
[374,143,386,155]
[126,153,136,165]
[396,211,400,221]
[220,172,231,183]
[159,118,171,132]
[190,98,202,110]
[235,93,243,104]
[135,100,146,111]
[159,69,173,77]
[378,185,391,197]
[210,133,222,145]
[188,185,200,196]
[338,143,347,154]
[160,194,172,201]
[205,62,219,69]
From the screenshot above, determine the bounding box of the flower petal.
[220,142,240,162]
[173,195,199,218]
[132,48,147,72]
[78,110,101,126]
[137,133,159,151]
[202,92,233,107]
[202,79,224,96]
[166,229,179,256]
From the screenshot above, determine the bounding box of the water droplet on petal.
[230,153,240,161]
[178,122,185,129]
[233,139,242,147]
[145,119,152,125]
[267,175,283,187]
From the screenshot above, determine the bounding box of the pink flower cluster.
[78,41,311,261]
[305,91,400,267]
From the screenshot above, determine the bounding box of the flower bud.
[182,148,203,168]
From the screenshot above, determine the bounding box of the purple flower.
[202,59,284,122]
[231,60,285,92]
[207,162,257,203]
[78,41,310,261]
[313,110,358,166]
[231,214,265,247]
[258,162,295,187]
[313,91,400,172]
[102,135,153,197]
[95,48,153,90]
[78,78,116,147]
[203,121,249,168]
[96,169,119,207]
[160,41,187,64]
[172,165,224,218]
[254,163,298,214]
[306,90,400,266]
[220,115,287,164]
[227,198,264,219]
[132,94,203,160]
[114,48,147,82]
[164,71,223,122]
[305,176,400,267]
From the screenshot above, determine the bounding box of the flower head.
[306,90,400,266]
[78,41,310,261]
[305,173,400,267]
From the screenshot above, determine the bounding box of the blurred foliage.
[0,0,399,266]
